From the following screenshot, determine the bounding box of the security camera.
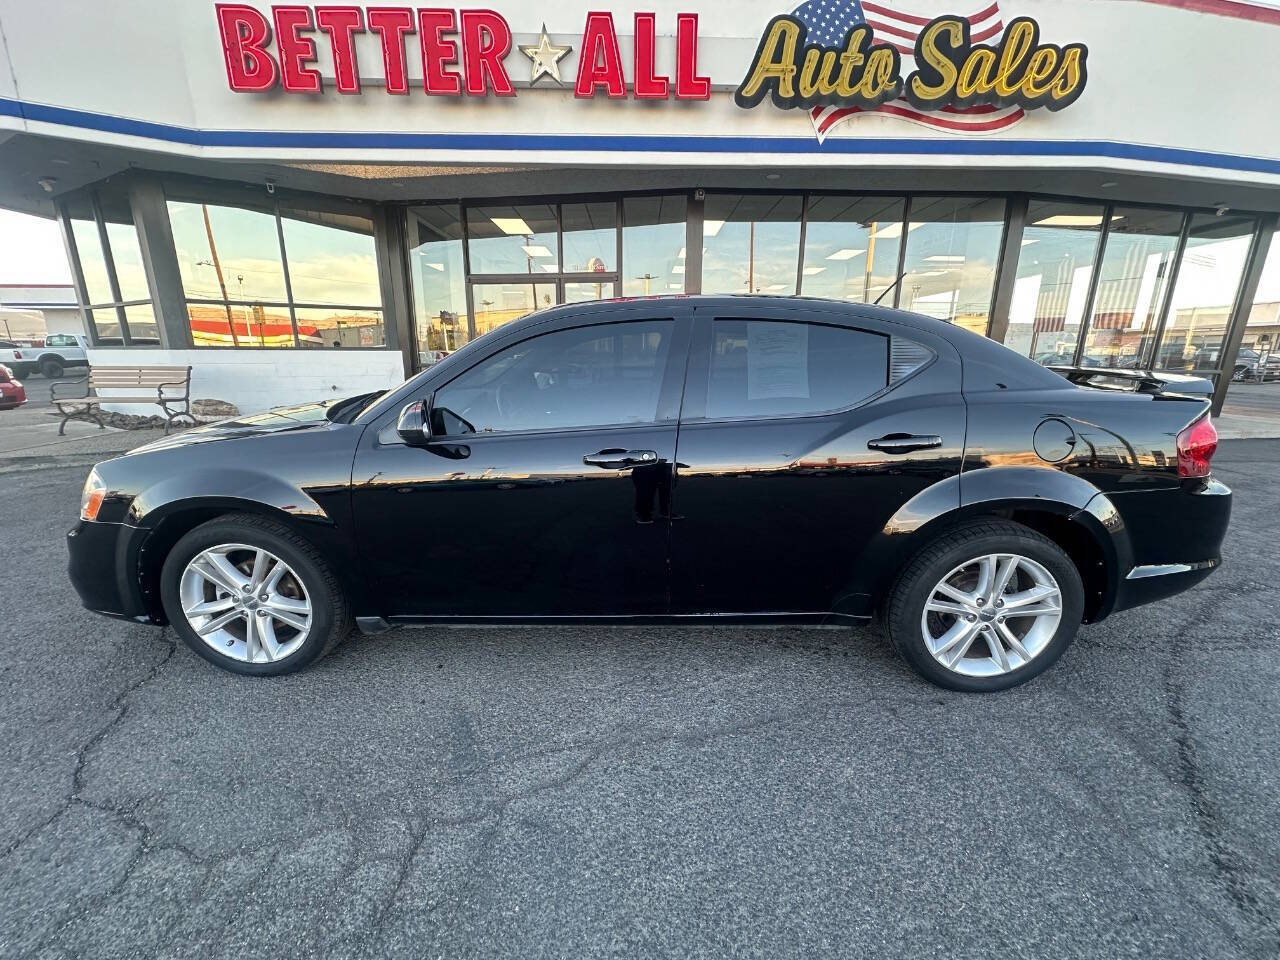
[37,177,57,193]
[1214,204,1229,217]
[694,188,705,201]
[266,179,276,195]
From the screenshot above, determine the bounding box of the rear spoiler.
[1048,366,1214,398]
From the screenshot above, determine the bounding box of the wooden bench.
[51,365,196,435]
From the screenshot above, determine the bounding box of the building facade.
[1,0,1279,412]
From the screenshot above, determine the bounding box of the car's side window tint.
[706,319,889,419]
[431,320,674,436]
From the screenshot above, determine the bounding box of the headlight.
[80,468,106,521]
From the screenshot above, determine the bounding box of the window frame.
[424,314,691,441]
[681,310,918,426]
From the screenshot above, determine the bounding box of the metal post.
[273,202,301,348]
[1148,211,1192,369]
[685,192,704,295]
[128,177,193,349]
[374,204,415,376]
[1212,215,1277,417]
[1072,203,1115,367]
[795,193,809,296]
[892,196,912,309]
[91,191,131,346]
[55,199,98,346]
[987,195,1028,345]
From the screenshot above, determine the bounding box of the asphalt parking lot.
[1,434,1278,960]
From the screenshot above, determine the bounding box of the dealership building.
[1,0,1278,413]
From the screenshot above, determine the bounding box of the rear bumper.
[1105,477,1231,616]
[66,519,157,624]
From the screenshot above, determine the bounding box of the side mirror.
[396,399,431,447]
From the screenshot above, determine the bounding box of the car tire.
[886,520,1085,692]
[10,364,30,380]
[39,358,64,379]
[159,513,352,676]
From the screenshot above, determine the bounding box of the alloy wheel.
[178,543,313,664]
[920,552,1063,678]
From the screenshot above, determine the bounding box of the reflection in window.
[623,195,687,296]
[105,220,150,302]
[707,320,888,419]
[123,304,160,345]
[1239,229,1280,381]
[431,320,674,435]
[168,200,287,303]
[279,209,380,306]
[702,194,803,295]
[466,204,558,274]
[167,193,384,349]
[561,202,617,274]
[1081,207,1184,368]
[472,282,557,338]
[563,279,615,303]
[295,307,385,348]
[1006,201,1105,364]
[1156,215,1256,371]
[409,205,469,361]
[901,197,1006,335]
[70,217,114,305]
[801,196,905,304]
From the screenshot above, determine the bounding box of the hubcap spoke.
[180,543,313,665]
[921,551,1063,678]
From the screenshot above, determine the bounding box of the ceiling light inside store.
[1021,238,1039,246]
[803,266,827,275]
[677,247,686,258]
[491,217,533,235]
[924,255,965,263]
[826,248,866,261]
[703,220,725,237]
[669,283,683,289]
[541,264,559,272]
[521,244,554,257]
[915,270,947,277]
[1033,215,1106,227]
[424,262,445,271]
[765,284,788,291]
[874,222,920,240]
[672,264,685,274]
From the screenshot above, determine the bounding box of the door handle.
[583,448,661,469]
[867,434,943,454]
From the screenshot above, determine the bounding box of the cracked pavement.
[0,437,1278,959]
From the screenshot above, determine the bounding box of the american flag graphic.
[790,0,1025,141]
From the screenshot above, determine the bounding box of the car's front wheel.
[887,521,1084,692]
[159,513,351,675]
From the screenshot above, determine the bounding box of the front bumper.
[66,519,157,623]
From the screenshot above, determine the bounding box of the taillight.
[1176,415,1218,478]
[11,350,19,360]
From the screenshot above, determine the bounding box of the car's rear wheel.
[39,358,64,379]
[886,521,1084,692]
[159,513,351,676]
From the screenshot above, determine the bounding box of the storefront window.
[622,195,687,296]
[472,282,557,337]
[1238,230,1280,382]
[1081,207,1184,368]
[466,204,558,275]
[62,190,157,346]
[702,194,803,296]
[168,199,287,303]
[409,205,469,361]
[800,196,906,304]
[1155,215,1256,371]
[1006,201,1106,364]
[900,197,1006,335]
[561,201,617,274]
[280,209,380,306]
[167,192,384,349]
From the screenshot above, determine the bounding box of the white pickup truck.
[6,332,90,379]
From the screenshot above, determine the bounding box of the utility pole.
[201,204,239,347]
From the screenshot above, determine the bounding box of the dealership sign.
[213,3,1087,134]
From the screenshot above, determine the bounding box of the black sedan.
[68,297,1230,692]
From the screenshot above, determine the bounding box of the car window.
[431,320,674,436]
[706,319,889,419]
[46,334,74,346]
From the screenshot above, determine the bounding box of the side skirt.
[356,612,871,634]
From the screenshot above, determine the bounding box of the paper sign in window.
[747,322,809,400]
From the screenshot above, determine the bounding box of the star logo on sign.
[519,24,572,85]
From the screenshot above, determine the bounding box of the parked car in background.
[1232,348,1261,381]
[67,297,1229,692]
[0,364,27,409]
[8,332,89,380]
